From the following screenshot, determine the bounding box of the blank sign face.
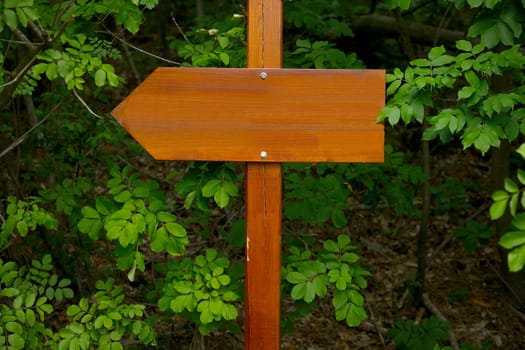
[112,67,385,163]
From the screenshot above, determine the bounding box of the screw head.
[259,72,267,80]
[260,151,267,158]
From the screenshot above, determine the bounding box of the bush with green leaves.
[175,162,240,211]
[1,196,58,246]
[455,221,492,253]
[283,235,370,327]
[0,254,155,349]
[170,14,246,68]
[388,316,451,350]
[380,40,525,154]
[158,248,241,335]
[51,278,156,350]
[0,254,72,349]
[78,165,189,281]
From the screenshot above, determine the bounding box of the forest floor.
[166,147,525,349]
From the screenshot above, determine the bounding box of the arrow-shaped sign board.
[112,67,384,163]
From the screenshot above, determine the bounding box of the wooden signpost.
[112,0,385,349]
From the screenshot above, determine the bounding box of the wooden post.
[245,1,282,349]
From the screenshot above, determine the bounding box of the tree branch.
[352,14,468,47]
[0,100,62,160]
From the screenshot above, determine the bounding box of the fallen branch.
[422,293,460,350]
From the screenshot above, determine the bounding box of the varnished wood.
[111,68,385,163]
[245,1,283,349]
[247,0,282,68]
[245,162,282,350]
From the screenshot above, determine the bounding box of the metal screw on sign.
[260,151,267,158]
[259,72,267,80]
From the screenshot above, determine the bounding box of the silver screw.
[259,72,267,80]
[260,151,267,158]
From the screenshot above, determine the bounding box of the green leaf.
[291,282,306,300]
[202,179,220,197]
[428,46,446,61]
[323,239,339,253]
[499,231,525,250]
[491,190,508,201]
[157,211,177,222]
[304,281,316,303]
[507,244,525,272]
[456,40,472,52]
[165,222,186,238]
[150,227,167,252]
[213,185,230,208]
[512,213,525,230]
[0,287,19,297]
[26,309,35,327]
[7,333,24,349]
[81,206,100,219]
[94,69,106,87]
[6,321,23,334]
[219,52,229,66]
[348,289,364,306]
[222,304,238,320]
[490,198,508,220]
[505,178,519,193]
[4,9,18,29]
[286,271,307,284]
[114,190,131,203]
[516,143,525,159]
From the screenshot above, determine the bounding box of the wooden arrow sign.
[112,67,384,163]
[111,1,385,349]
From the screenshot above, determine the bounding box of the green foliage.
[0,254,155,349]
[1,196,58,247]
[0,0,159,98]
[448,287,469,304]
[175,162,240,210]
[284,164,350,227]
[158,249,240,335]
[27,34,122,93]
[286,39,364,69]
[170,15,246,68]
[0,254,72,349]
[455,221,492,252]
[284,0,354,38]
[431,178,469,216]
[78,165,189,280]
[53,278,156,349]
[388,316,451,350]
[490,146,525,271]
[283,235,370,327]
[379,40,525,155]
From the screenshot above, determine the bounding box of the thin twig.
[5,24,40,52]
[0,38,44,46]
[0,100,63,160]
[171,13,195,48]
[0,55,37,90]
[102,30,181,66]
[72,88,104,119]
[422,293,460,350]
[366,301,387,349]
